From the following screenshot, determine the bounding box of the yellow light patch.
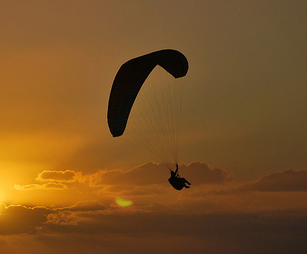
[115,197,133,207]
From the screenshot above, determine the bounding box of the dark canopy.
[107,49,189,137]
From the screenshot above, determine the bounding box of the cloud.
[179,161,234,184]
[90,161,233,187]
[62,201,107,212]
[14,183,68,191]
[15,170,82,191]
[45,201,108,227]
[36,170,80,182]
[0,201,108,235]
[13,162,235,209]
[2,201,307,254]
[89,162,168,187]
[15,162,233,193]
[240,169,307,192]
[0,204,51,235]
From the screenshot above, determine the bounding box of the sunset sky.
[1,1,307,253]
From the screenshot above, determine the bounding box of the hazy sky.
[1,1,307,253]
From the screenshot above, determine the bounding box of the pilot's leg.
[182,178,191,185]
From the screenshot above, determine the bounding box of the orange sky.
[1,1,307,253]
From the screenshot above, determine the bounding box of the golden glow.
[115,197,133,207]
[0,1,306,253]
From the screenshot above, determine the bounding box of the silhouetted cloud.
[0,201,107,235]
[89,162,168,187]
[2,202,307,254]
[179,161,233,184]
[90,161,233,187]
[0,204,51,235]
[2,164,307,253]
[13,162,234,208]
[240,169,307,192]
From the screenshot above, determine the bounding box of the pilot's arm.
[175,163,179,174]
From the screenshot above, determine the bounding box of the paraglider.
[107,49,191,190]
[168,163,191,190]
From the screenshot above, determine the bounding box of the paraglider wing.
[107,49,189,137]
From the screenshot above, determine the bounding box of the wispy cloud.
[14,182,68,191]
[239,169,307,192]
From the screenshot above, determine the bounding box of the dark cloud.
[13,162,234,200]
[0,204,50,235]
[90,162,168,187]
[179,161,233,184]
[0,201,107,235]
[90,161,233,187]
[240,169,307,192]
[2,202,307,254]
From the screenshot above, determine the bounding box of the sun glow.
[0,203,6,215]
[0,186,7,204]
